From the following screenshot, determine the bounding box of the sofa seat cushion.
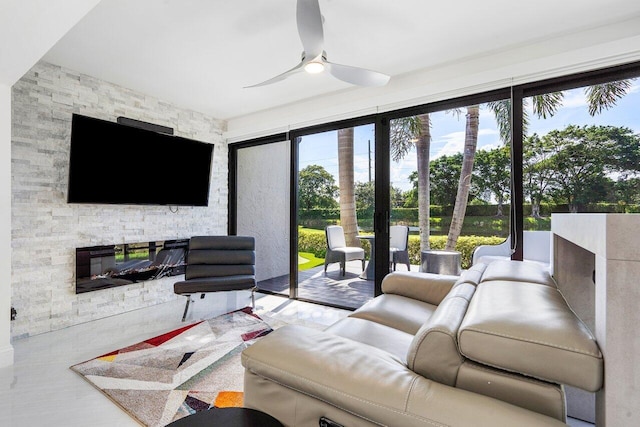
[325,317,413,361]
[349,294,437,335]
[456,361,566,422]
[480,259,556,287]
[458,281,603,391]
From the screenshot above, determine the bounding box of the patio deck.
[257,261,417,310]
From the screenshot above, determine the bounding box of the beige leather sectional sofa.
[241,260,602,426]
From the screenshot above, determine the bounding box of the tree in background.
[430,154,464,206]
[545,125,640,212]
[337,128,359,246]
[614,177,640,206]
[355,181,404,212]
[403,172,419,208]
[354,181,375,212]
[405,153,470,209]
[473,146,511,216]
[523,134,556,218]
[298,164,338,210]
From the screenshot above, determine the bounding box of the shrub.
[298,228,328,258]
[299,227,505,270]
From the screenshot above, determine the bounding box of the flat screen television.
[67,114,214,206]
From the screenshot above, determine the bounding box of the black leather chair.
[173,235,257,321]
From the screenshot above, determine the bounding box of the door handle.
[374,211,389,234]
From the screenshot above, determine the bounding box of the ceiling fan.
[245,0,390,88]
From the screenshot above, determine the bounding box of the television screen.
[67,114,214,206]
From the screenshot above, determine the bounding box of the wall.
[0,83,13,366]
[236,141,290,282]
[11,61,227,339]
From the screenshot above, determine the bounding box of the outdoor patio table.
[357,234,375,280]
[420,250,462,276]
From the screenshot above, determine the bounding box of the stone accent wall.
[11,61,227,338]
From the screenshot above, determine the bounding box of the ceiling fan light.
[304,61,325,74]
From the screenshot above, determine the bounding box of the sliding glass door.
[296,123,376,309]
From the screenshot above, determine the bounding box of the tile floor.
[0,292,593,427]
[0,293,349,427]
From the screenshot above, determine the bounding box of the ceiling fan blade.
[244,61,305,88]
[297,0,324,59]
[326,61,390,87]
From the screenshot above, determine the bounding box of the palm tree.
[391,114,430,250]
[445,106,479,250]
[415,114,432,250]
[337,128,359,246]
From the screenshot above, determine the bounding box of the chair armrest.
[381,271,459,305]
[242,325,565,427]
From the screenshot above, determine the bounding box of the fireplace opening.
[75,239,189,293]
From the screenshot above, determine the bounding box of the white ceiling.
[42,0,640,130]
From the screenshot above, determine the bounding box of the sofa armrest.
[381,271,459,305]
[242,325,565,427]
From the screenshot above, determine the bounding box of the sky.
[298,83,640,193]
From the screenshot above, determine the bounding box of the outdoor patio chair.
[173,235,257,321]
[471,230,552,272]
[389,225,410,271]
[324,225,365,277]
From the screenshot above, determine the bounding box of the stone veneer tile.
[11,61,227,338]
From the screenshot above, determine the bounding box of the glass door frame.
[289,115,378,306]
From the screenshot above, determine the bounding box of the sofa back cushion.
[453,262,487,288]
[382,271,459,306]
[458,281,603,392]
[406,283,475,386]
[480,259,556,287]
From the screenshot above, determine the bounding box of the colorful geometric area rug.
[70,307,273,427]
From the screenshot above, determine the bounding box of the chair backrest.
[185,235,255,280]
[326,225,346,250]
[389,225,409,250]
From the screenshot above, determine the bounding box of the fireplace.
[75,239,189,293]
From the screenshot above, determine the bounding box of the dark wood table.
[166,407,283,427]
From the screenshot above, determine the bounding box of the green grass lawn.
[298,251,325,271]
